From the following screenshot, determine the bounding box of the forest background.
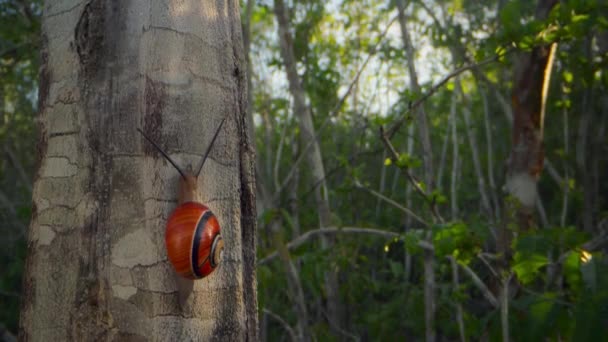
[1,0,607,340]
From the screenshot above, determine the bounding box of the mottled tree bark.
[501,0,557,253]
[19,1,257,340]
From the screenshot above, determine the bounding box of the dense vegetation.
[1,0,607,340]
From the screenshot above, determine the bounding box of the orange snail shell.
[165,202,224,279]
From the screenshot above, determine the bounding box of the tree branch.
[259,228,502,310]
[262,309,297,342]
[258,227,432,265]
[353,180,430,228]
[459,261,499,308]
[272,15,399,199]
[385,52,507,139]
[379,126,445,223]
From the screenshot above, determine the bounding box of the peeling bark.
[501,0,558,254]
[19,1,256,340]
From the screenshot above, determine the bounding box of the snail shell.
[165,202,224,279]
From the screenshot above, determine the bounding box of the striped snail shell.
[165,201,223,279]
[137,114,227,280]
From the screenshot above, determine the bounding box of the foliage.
[1,0,607,340]
[0,0,42,334]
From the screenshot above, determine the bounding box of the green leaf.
[404,231,423,255]
[513,253,548,284]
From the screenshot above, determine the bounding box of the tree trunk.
[396,4,436,341]
[273,0,340,334]
[457,81,492,219]
[480,87,501,221]
[501,0,558,254]
[450,88,459,220]
[19,1,257,340]
[396,0,434,191]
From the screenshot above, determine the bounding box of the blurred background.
[1,0,607,340]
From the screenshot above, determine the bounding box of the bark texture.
[20,1,257,340]
[502,0,557,250]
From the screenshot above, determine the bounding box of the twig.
[273,116,290,191]
[477,253,500,279]
[520,287,573,307]
[385,52,507,140]
[272,15,399,199]
[379,127,427,198]
[262,308,298,342]
[379,126,444,223]
[458,261,499,308]
[258,227,432,265]
[553,232,608,265]
[544,158,564,187]
[320,309,361,341]
[501,273,514,342]
[259,229,503,311]
[353,180,430,228]
[449,257,466,342]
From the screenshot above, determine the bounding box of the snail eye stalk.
[137,128,187,179]
[196,115,228,177]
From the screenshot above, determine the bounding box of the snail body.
[137,117,227,280]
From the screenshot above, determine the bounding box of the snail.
[137,117,226,279]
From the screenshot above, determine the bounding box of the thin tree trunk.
[273,0,340,333]
[423,249,436,342]
[376,150,388,219]
[450,257,466,342]
[395,9,436,338]
[480,87,501,220]
[405,124,415,228]
[501,276,512,342]
[272,220,311,342]
[450,89,459,220]
[394,2,439,329]
[436,122,450,193]
[289,141,301,238]
[457,81,492,218]
[19,1,257,340]
[396,0,434,191]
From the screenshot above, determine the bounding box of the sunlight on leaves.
[513,253,548,284]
